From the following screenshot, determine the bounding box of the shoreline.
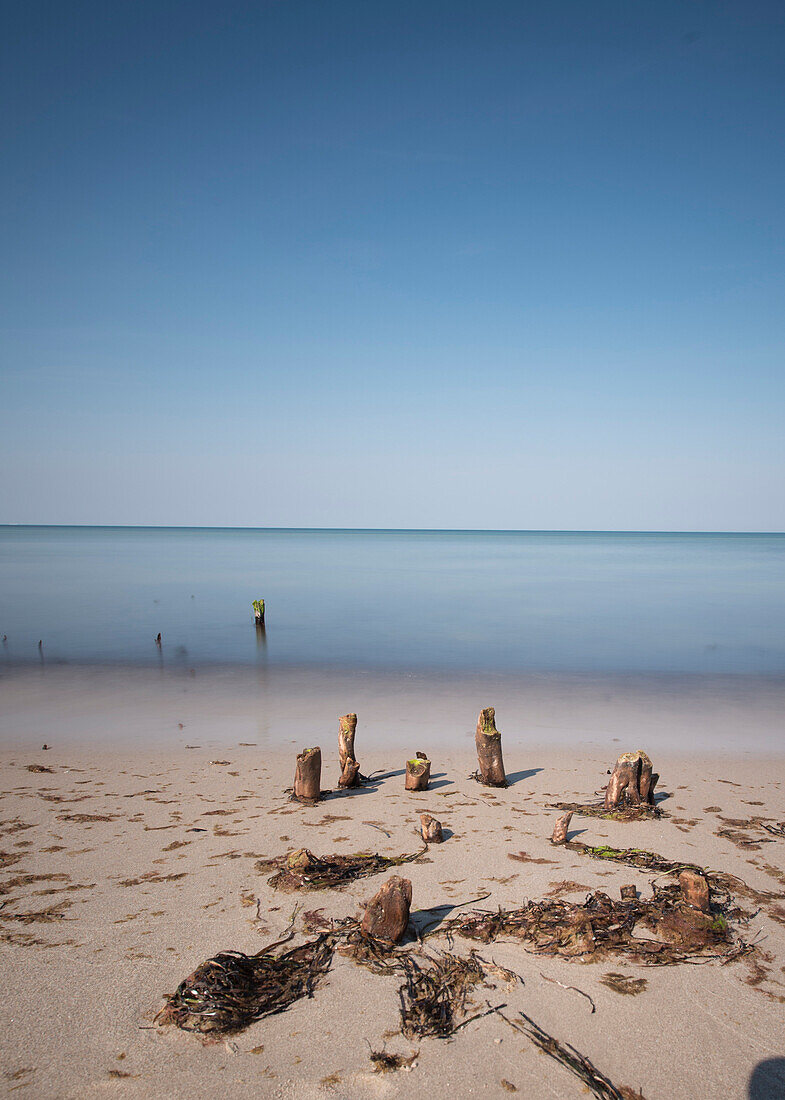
[2,662,784,756]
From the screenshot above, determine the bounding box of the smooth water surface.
[0,527,783,673]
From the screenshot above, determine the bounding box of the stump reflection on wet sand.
[604,750,658,811]
[474,707,507,787]
[294,746,322,804]
[420,813,443,844]
[337,713,360,788]
[361,876,412,943]
[405,753,431,791]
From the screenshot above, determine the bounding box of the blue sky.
[1,0,784,529]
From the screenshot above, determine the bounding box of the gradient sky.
[2,1,784,529]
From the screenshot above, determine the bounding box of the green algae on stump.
[405,754,431,791]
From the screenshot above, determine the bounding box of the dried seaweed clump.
[398,950,487,1038]
[449,884,744,966]
[156,935,333,1035]
[258,848,424,892]
[369,1049,418,1072]
[553,801,662,823]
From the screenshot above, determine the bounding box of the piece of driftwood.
[361,876,412,943]
[620,885,637,900]
[259,848,426,892]
[605,751,659,811]
[473,707,507,787]
[405,754,431,792]
[337,713,360,788]
[294,747,322,804]
[551,811,573,845]
[420,813,444,844]
[156,934,333,1035]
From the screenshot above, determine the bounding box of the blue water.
[0,527,783,674]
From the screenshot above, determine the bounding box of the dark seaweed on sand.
[446,883,746,966]
[398,950,487,1039]
[500,1011,647,1099]
[156,934,334,1035]
[258,847,426,892]
[554,801,663,822]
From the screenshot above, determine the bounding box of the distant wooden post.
[252,599,265,626]
[293,746,321,804]
[420,813,444,843]
[475,707,507,787]
[550,810,572,845]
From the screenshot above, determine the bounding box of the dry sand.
[1,671,785,1099]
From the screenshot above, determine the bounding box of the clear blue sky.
[1,1,783,529]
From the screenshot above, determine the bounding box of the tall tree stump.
[604,750,658,810]
[405,754,431,791]
[337,713,360,788]
[361,876,412,942]
[252,599,265,626]
[475,707,507,787]
[293,746,321,804]
[420,813,444,843]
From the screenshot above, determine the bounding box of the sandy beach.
[2,671,785,1099]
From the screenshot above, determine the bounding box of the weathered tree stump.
[679,869,710,913]
[474,707,507,787]
[405,754,431,791]
[604,750,658,810]
[360,876,412,942]
[252,599,265,626]
[337,713,361,788]
[293,746,322,804]
[620,884,637,900]
[420,813,443,844]
[550,810,573,845]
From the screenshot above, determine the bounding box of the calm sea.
[0,527,783,674]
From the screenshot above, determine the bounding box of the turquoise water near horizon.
[1,526,783,675]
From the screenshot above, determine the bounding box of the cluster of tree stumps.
[553,749,663,822]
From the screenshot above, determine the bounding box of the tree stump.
[604,750,658,810]
[293,747,321,804]
[679,869,710,913]
[550,810,573,845]
[337,713,361,788]
[405,754,430,791]
[620,884,637,900]
[360,876,412,942]
[420,813,443,843]
[475,707,507,787]
[252,599,265,626]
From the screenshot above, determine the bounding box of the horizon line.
[1,524,783,536]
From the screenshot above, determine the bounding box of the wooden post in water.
[252,599,265,627]
[474,707,507,787]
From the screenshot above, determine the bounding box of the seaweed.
[257,847,426,892]
[444,883,746,965]
[566,841,701,875]
[156,933,334,1035]
[599,972,648,996]
[553,801,662,822]
[369,1048,418,1072]
[398,950,488,1038]
[499,1011,647,1099]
